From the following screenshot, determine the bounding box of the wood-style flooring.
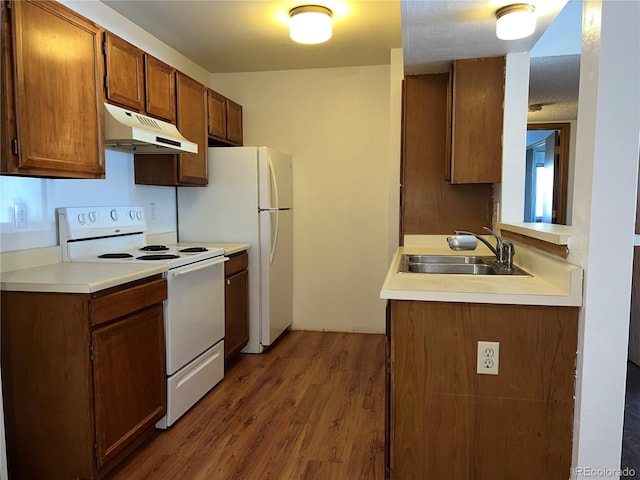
[109,331,386,480]
[623,360,640,471]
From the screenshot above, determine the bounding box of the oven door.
[165,256,226,375]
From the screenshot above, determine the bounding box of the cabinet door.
[176,72,208,185]
[4,0,105,178]
[400,74,493,237]
[1,291,95,479]
[225,269,249,365]
[92,304,166,468]
[208,89,227,139]
[226,98,244,146]
[104,32,144,112]
[444,62,454,182]
[389,300,577,479]
[449,56,505,184]
[145,54,176,122]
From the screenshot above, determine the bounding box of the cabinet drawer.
[90,277,167,327]
[225,251,248,277]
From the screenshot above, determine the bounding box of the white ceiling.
[101,0,403,73]
[100,0,582,121]
[401,0,568,74]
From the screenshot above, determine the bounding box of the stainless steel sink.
[407,263,496,274]
[399,254,530,276]
[407,255,487,264]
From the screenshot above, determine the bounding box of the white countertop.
[381,236,583,306]
[497,222,573,245]
[193,243,251,256]
[0,241,250,294]
[0,262,166,294]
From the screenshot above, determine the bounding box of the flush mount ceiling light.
[496,3,536,40]
[289,5,332,44]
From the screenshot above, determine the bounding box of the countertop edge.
[380,239,583,307]
[380,288,582,307]
[1,263,167,293]
[496,222,573,245]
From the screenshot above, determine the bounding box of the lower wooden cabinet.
[1,276,167,480]
[224,251,249,369]
[387,300,578,480]
[92,304,166,468]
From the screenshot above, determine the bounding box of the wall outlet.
[477,341,499,375]
[14,203,27,229]
[149,202,156,221]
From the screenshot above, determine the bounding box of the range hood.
[104,103,198,154]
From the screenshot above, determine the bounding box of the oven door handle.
[172,256,228,277]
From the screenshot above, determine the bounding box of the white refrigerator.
[177,146,293,353]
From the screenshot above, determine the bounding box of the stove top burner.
[179,247,208,253]
[140,245,169,252]
[136,254,180,261]
[98,253,134,259]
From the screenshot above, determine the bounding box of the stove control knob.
[110,209,118,221]
[77,213,86,225]
[129,209,136,220]
[88,211,97,223]
[136,210,143,220]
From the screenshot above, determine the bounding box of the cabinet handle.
[226,279,231,285]
[173,256,228,277]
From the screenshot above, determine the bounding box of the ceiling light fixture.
[495,3,536,40]
[289,5,332,45]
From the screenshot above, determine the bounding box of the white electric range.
[57,206,227,428]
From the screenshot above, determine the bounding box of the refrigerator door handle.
[270,209,279,265]
[268,156,280,210]
[267,157,280,265]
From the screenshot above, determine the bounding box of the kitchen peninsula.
[381,233,582,479]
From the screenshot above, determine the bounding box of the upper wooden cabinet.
[400,74,493,239]
[145,54,176,123]
[176,73,208,184]
[208,89,243,146]
[446,56,505,184]
[104,32,144,112]
[208,89,227,139]
[134,72,208,186]
[104,32,175,123]
[226,98,243,145]
[1,0,105,178]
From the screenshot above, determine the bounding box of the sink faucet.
[447,226,515,271]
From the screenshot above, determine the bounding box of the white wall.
[0,151,176,252]
[499,52,530,223]
[211,63,400,333]
[387,49,404,261]
[569,1,640,477]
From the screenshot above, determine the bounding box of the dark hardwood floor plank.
[109,330,386,479]
[623,360,640,471]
